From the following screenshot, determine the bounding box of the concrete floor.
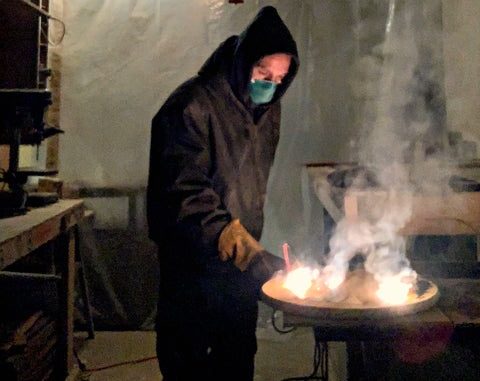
[65,314,480,381]
[67,307,348,381]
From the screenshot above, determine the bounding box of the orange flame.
[282,267,315,299]
[376,274,413,305]
[281,264,414,305]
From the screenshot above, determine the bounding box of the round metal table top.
[261,275,439,320]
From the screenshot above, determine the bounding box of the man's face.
[251,54,292,84]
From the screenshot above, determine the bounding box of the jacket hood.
[199,6,299,106]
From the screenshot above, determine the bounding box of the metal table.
[265,278,480,380]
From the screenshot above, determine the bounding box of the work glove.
[218,219,285,284]
[246,250,286,287]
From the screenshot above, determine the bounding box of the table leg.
[74,225,95,339]
[55,229,75,379]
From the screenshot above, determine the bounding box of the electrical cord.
[18,0,66,45]
[281,339,328,381]
[270,309,328,381]
[271,308,295,334]
[83,356,158,372]
[73,346,157,373]
[43,16,66,46]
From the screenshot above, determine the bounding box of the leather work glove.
[246,249,286,287]
[218,219,285,283]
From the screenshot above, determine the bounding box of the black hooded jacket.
[147,6,299,269]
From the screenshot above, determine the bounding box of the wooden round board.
[261,277,439,320]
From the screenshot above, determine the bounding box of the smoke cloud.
[324,0,450,287]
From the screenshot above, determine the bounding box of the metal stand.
[279,328,329,381]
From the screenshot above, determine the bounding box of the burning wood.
[280,266,415,306]
[262,266,438,319]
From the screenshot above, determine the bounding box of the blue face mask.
[249,79,278,105]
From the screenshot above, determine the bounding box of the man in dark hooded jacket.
[147,6,299,380]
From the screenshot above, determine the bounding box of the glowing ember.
[281,264,415,305]
[322,264,345,290]
[282,267,315,299]
[376,274,412,305]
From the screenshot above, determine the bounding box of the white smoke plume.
[324,0,449,288]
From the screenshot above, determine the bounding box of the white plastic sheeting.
[55,0,361,328]
[56,0,362,251]
[58,0,323,187]
[54,0,451,328]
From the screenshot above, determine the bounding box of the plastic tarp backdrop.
[55,0,448,328]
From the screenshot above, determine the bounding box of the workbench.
[0,199,90,379]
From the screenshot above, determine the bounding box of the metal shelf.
[19,0,50,18]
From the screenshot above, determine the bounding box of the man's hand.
[246,250,286,286]
[218,219,264,271]
[218,220,285,280]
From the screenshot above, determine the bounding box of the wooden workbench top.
[0,199,85,269]
[435,278,480,326]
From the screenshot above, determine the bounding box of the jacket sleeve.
[147,89,231,258]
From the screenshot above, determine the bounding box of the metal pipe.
[0,271,61,281]
[19,0,50,18]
